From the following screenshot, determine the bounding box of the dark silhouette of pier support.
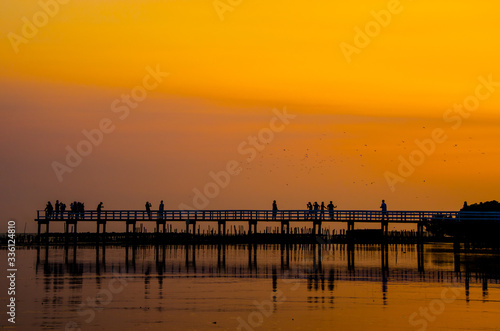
[313,220,322,235]
[63,219,78,244]
[381,221,388,236]
[185,220,196,234]
[126,220,136,235]
[281,221,290,235]
[218,221,226,235]
[417,223,424,239]
[156,220,166,234]
[37,220,50,242]
[347,220,354,232]
[248,220,257,234]
[64,220,78,235]
[96,220,106,234]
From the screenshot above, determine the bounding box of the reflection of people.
[272,200,278,220]
[97,202,103,220]
[380,200,387,220]
[145,201,152,220]
[159,200,164,219]
[327,201,337,220]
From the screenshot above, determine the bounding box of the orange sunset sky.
[1,0,500,232]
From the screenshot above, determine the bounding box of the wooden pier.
[34,209,500,238]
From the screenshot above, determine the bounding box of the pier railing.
[35,210,500,223]
[34,209,500,237]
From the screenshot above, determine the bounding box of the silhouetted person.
[97,202,103,220]
[380,200,387,221]
[55,200,60,219]
[327,201,337,220]
[74,201,83,220]
[74,201,79,219]
[60,202,66,219]
[45,201,53,219]
[145,201,152,220]
[320,202,326,220]
[80,202,85,219]
[159,200,164,220]
[272,200,278,220]
[306,202,313,220]
[313,202,319,219]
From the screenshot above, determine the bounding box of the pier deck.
[34,209,500,237]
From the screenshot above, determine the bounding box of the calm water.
[3,243,500,330]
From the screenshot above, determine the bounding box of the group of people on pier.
[306,201,338,220]
[271,200,338,220]
[272,200,387,221]
[44,200,102,220]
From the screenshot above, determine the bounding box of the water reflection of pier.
[36,244,500,303]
